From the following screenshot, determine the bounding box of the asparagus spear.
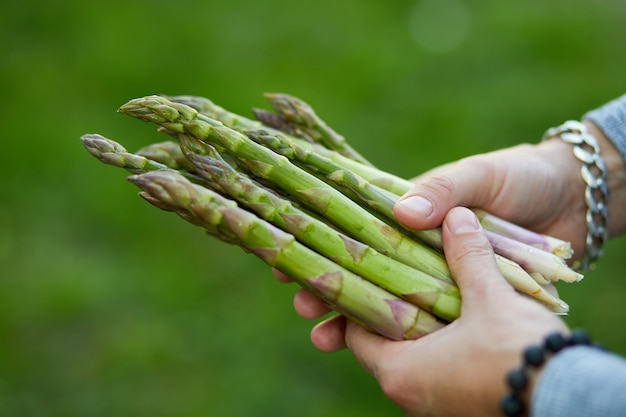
[256,93,374,166]
[473,209,573,259]
[135,140,196,172]
[80,134,208,186]
[168,94,418,195]
[118,95,453,282]
[129,170,447,340]
[245,128,583,285]
[165,95,266,131]
[179,138,461,321]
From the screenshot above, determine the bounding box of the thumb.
[441,207,514,314]
[393,158,496,230]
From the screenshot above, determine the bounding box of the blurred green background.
[2,0,626,416]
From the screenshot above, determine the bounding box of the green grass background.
[1,0,626,416]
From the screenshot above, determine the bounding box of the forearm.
[583,94,626,162]
[531,346,626,417]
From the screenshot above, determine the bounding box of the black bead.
[506,368,528,391]
[523,345,546,367]
[501,393,524,417]
[569,329,591,346]
[544,332,567,352]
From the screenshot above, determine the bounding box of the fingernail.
[447,209,480,234]
[396,196,433,218]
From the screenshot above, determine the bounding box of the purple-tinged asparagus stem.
[473,209,573,259]
[484,231,582,283]
[129,170,446,340]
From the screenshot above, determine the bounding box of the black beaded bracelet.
[500,329,602,417]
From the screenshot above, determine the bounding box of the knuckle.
[416,154,500,202]
[418,173,458,199]
[447,236,493,264]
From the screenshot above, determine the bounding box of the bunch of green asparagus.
[82,93,581,340]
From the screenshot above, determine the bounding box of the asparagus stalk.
[165,95,265,131]
[80,134,208,186]
[473,209,573,259]
[118,95,453,282]
[135,140,196,172]
[179,138,461,321]
[168,94,415,195]
[256,93,374,166]
[243,129,578,302]
[129,170,446,340]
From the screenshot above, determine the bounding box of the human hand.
[395,136,589,256]
[394,121,625,258]
[281,207,569,416]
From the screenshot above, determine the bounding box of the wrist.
[584,121,626,237]
[542,121,613,271]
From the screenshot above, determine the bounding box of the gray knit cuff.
[532,346,626,417]
[582,94,626,163]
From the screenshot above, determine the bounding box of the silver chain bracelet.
[543,120,609,272]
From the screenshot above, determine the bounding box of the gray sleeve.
[583,94,626,162]
[531,346,626,417]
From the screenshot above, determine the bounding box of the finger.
[441,207,515,314]
[294,288,332,319]
[344,320,390,377]
[273,268,293,283]
[310,315,348,352]
[394,155,499,230]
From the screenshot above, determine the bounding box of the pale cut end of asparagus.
[485,230,583,283]
[473,209,574,260]
[495,255,569,314]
